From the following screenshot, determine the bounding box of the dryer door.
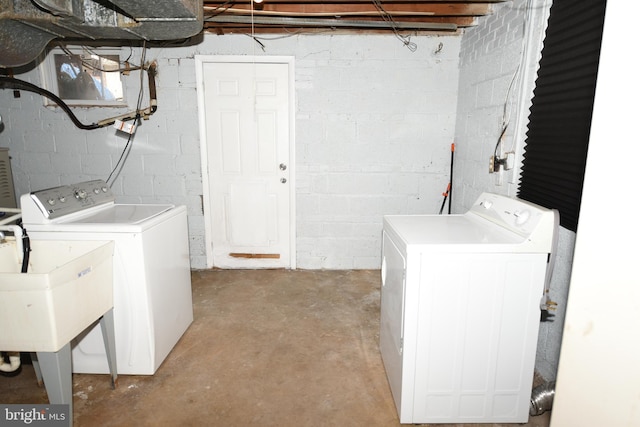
[379,230,406,412]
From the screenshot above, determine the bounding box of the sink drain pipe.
[0,216,28,376]
[530,381,556,416]
[0,353,21,375]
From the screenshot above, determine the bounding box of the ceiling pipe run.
[205,15,458,31]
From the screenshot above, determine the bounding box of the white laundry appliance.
[380,192,558,424]
[20,180,193,375]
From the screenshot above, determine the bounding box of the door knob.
[279,163,287,171]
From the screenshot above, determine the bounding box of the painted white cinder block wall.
[0,33,460,270]
[1,7,570,380]
[454,0,574,381]
[288,35,461,268]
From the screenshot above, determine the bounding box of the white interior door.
[197,57,295,269]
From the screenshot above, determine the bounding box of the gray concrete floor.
[1,269,551,426]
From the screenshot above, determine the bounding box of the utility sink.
[0,239,114,352]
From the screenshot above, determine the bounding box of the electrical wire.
[247,1,268,51]
[248,28,334,41]
[372,0,417,52]
[207,1,420,50]
[105,42,148,187]
[56,43,143,73]
[493,122,508,158]
[105,125,135,187]
[494,0,535,160]
[122,44,135,64]
[204,0,236,17]
[502,0,534,129]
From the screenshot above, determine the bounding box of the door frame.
[195,55,296,269]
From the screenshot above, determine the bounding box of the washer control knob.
[74,189,87,200]
[59,196,66,203]
[93,187,101,194]
[47,198,56,206]
[481,200,493,209]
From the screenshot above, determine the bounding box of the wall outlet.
[505,151,515,170]
[490,155,511,173]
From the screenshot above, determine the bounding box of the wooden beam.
[205,3,493,16]
[205,0,504,3]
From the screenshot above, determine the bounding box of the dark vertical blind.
[518,0,606,232]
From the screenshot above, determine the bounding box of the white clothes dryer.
[20,180,193,375]
[380,192,558,424]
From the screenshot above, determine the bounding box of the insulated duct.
[530,381,556,416]
[0,0,203,68]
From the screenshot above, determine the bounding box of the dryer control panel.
[22,180,115,221]
[468,192,558,248]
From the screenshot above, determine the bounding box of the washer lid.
[384,214,523,246]
[61,204,174,225]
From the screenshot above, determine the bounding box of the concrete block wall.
[453,1,529,209]
[286,35,461,269]
[0,48,205,264]
[0,33,460,270]
[454,0,572,381]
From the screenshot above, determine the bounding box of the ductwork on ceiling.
[0,0,203,68]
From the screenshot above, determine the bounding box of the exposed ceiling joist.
[0,0,505,67]
[203,0,505,34]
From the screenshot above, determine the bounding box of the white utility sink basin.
[0,239,114,352]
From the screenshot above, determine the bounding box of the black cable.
[494,124,508,158]
[105,123,136,185]
[448,143,454,214]
[20,227,30,274]
[0,76,102,130]
[204,0,236,18]
[439,143,455,215]
[438,183,450,215]
[105,42,147,187]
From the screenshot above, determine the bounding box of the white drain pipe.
[0,352,21,373]
[0,208,23,374]
[0,208,24,265]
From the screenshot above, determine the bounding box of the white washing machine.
[380,192,558,424]
[20,180,193,375]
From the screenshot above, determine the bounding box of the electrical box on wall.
[489,152,516,186]
[489,152,515,174]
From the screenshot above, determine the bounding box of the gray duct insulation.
[0,0,203,68]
